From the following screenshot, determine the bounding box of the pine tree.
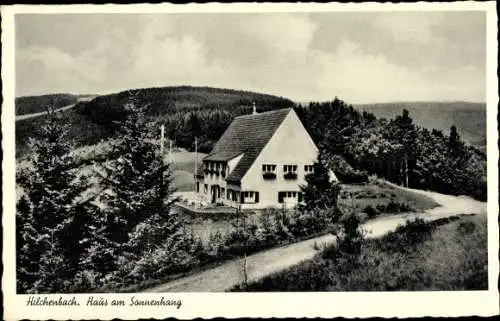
[300,152,342,214]
[92,95,186,285]
[16,108,92,293]
[448,125,464,157]
[389,109,418,187]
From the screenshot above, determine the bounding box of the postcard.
[2,2,499,319]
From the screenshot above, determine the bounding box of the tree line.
[294,99,486,201]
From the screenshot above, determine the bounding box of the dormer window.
[283,165,298,179]
[262,164,277,179]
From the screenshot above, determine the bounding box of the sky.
[15,11,486,103]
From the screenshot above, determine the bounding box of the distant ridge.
[354,101,486,147]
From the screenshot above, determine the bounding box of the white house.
[195,106,327,209]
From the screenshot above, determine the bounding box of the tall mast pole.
[169,139,173,163]
[160,124,165,162]
[194,136,198,209]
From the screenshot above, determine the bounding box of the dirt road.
[145,185,486,292]
[15,104,76,121]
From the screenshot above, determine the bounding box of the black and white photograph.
[2,2,498,319]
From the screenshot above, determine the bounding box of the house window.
[221,187,225,198]
[243,191,259,204]
[262,164,277,179]
[304,165,314,174]
[262,164,276,172]
[196,182,200,193]
[283,164,298,179]
[204,184,208,194]
[278,191,301,203]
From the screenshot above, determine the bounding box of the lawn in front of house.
[231,213,487,291]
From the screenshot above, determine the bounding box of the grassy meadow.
[231,213,487,291]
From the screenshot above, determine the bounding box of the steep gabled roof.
[204,108,292,183]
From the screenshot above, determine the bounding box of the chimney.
[252,102,257,115]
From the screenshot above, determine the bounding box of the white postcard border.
[2,2,499,319]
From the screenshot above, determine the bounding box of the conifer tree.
[448,125,464,157]
[389,109,418,187]
[92,94,185,284]
[300,152,342,213]
[16,107,92,293]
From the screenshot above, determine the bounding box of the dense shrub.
[457,220,476,234]
[325,155,369,184]
[363,205,379,218]
[374,201,415,214]
[335,169,369,184]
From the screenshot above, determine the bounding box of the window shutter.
[298,192,303,202]
[255,192,259,203]
[278,192,284,203]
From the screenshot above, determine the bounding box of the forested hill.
[76,86,293,117]
[354,102,486,148]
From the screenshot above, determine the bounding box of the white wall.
[240,109,318,209]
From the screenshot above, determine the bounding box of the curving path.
[145,184,487,292]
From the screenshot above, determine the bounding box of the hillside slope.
[15,86,294,158]
[354,102,486,147]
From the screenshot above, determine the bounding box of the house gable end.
[240,109,319,204]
